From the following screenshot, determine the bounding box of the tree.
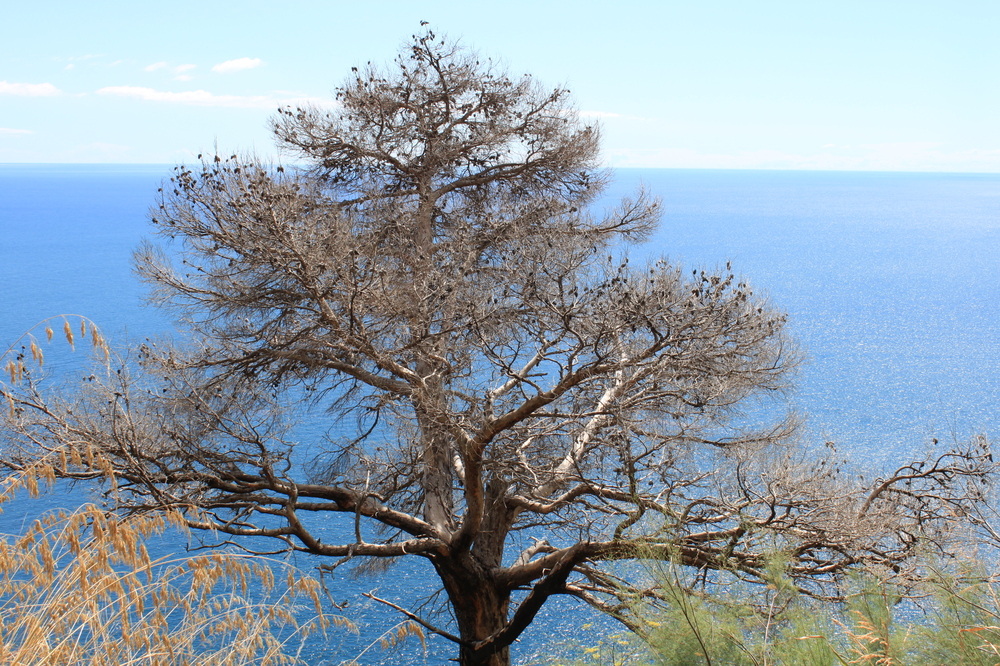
[1,31,995,666]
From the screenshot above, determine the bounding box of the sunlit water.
[1,165,998,663]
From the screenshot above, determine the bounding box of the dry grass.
[0,317,355,665]
[0,476,351,665]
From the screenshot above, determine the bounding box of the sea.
[1,164,998,663]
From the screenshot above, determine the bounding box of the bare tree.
[1,32,995,666]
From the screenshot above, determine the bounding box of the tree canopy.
[2,31,996,666]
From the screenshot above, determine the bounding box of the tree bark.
[435,554,511,666]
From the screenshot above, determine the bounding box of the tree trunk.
[435,554,511,666]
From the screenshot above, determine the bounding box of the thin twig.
[363,591,468,646]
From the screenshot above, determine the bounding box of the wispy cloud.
[173,64,196,82]
[98,86,272,108]
[58,55,115,72]
[97,85,331,110]
[146,62,199,80]
[580,110,623,119]
[606,143,1000,173]
[579,110,655,124]
[212,57,264,74]
[0,81,61,97]
[0,127,33,135]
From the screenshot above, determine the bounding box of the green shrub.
[543,557,1000,666]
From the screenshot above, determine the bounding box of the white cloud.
[173,64,197,81]
[55,54,104,66]
[147,62,198,80]
[0,81,61,96]
[98,85,274,108]
[580,110,623,119]
[0,127,33,135]
[96,85,332,110]
[212,57,264,74]
[605,143,1000,173]
[274,92,338,107]
[578,110,655,124]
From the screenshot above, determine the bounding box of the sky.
[2,0,999,171]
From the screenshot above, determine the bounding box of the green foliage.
[839,576,907,665]
[542,557,1000,666]
[631,559,842,666]
[907,564,1000,665]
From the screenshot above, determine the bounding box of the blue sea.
[1,164,999,663]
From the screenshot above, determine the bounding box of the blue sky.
[2,1,998,171]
